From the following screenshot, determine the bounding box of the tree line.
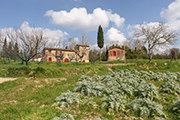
[89,43,180,62]
[93,22,178,62]
[0,22,179,65]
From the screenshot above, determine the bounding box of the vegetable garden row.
[53,69,180,120]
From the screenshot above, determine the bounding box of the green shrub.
[169,97,180,117]
[34,67,46,74]
[7,66,31,77]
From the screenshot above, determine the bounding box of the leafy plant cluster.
[161,79,180,95]
[52,113,74,120]
[73,69,161,101]
[54,69,180,119]
[73,75,105,97]
[169,97,180,117]
[127,98,166,118]
[52,113,108,120]
[55,90,81,108]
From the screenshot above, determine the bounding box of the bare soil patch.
[0,77,17,84]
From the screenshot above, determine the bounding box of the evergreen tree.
[8,42,13,59]
[2,37,7,57]
[97,25,104,59]
[8,42,12,51]
[13,42,19,61]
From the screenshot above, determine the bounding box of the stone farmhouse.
[43,44,89,63]
[107,48,125,61]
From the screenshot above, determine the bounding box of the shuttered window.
[117,50,120,55]
[110,51,113,56]
[113,51,116,56]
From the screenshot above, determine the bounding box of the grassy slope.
[0,59,180,120]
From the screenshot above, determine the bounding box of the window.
[49,50,51,54]
[113,51,116,56]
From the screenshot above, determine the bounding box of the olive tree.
[133,22,178,63]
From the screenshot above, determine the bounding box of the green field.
[0,59,180,120]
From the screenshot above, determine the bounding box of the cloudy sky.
[0,0,180,49]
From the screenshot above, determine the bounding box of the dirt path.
[0,78,17,84]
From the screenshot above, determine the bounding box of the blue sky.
[0,0,180,50]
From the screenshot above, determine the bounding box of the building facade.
[107,48,125,61]
[43,44,89,63]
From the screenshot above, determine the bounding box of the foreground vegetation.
[0,59,180,120]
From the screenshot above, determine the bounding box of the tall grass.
[0,59,180,119]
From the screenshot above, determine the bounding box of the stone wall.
[107,48,125,61]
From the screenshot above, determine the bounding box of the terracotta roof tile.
[44,47,75,52]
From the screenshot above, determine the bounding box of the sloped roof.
[108,47,125,51]
[76,44,89,47]
[44,47,75,52]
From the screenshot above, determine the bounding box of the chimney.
[65,46,68,49]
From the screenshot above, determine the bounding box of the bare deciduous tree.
[68,33,92,63]
[67,52,76,62]
[170,49,177,61]
[6,28,48,65]
[80,33,93,45]
[133,22,178,62]
[89,49,99,63]
[55,51,64,65]
[133,39,142,49]
[75,45,89,62]
[68,37,78,50]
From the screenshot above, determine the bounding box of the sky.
[0,0,180,51]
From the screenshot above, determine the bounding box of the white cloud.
[126,24,137,37]
[0,21,69,48]
[90,44,100,50]
[44,28,68,40]
[105,27,126,45]
[126,22,168,37]
[73,37,79,43]
[161,0,180,31]
[45,7,125,31]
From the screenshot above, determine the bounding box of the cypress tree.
[97,25,104,59]
[8,42,12,59]
[14,42,19,61]
[8,42,12,51]
[14,42,19,54]
[2,37,7,57]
